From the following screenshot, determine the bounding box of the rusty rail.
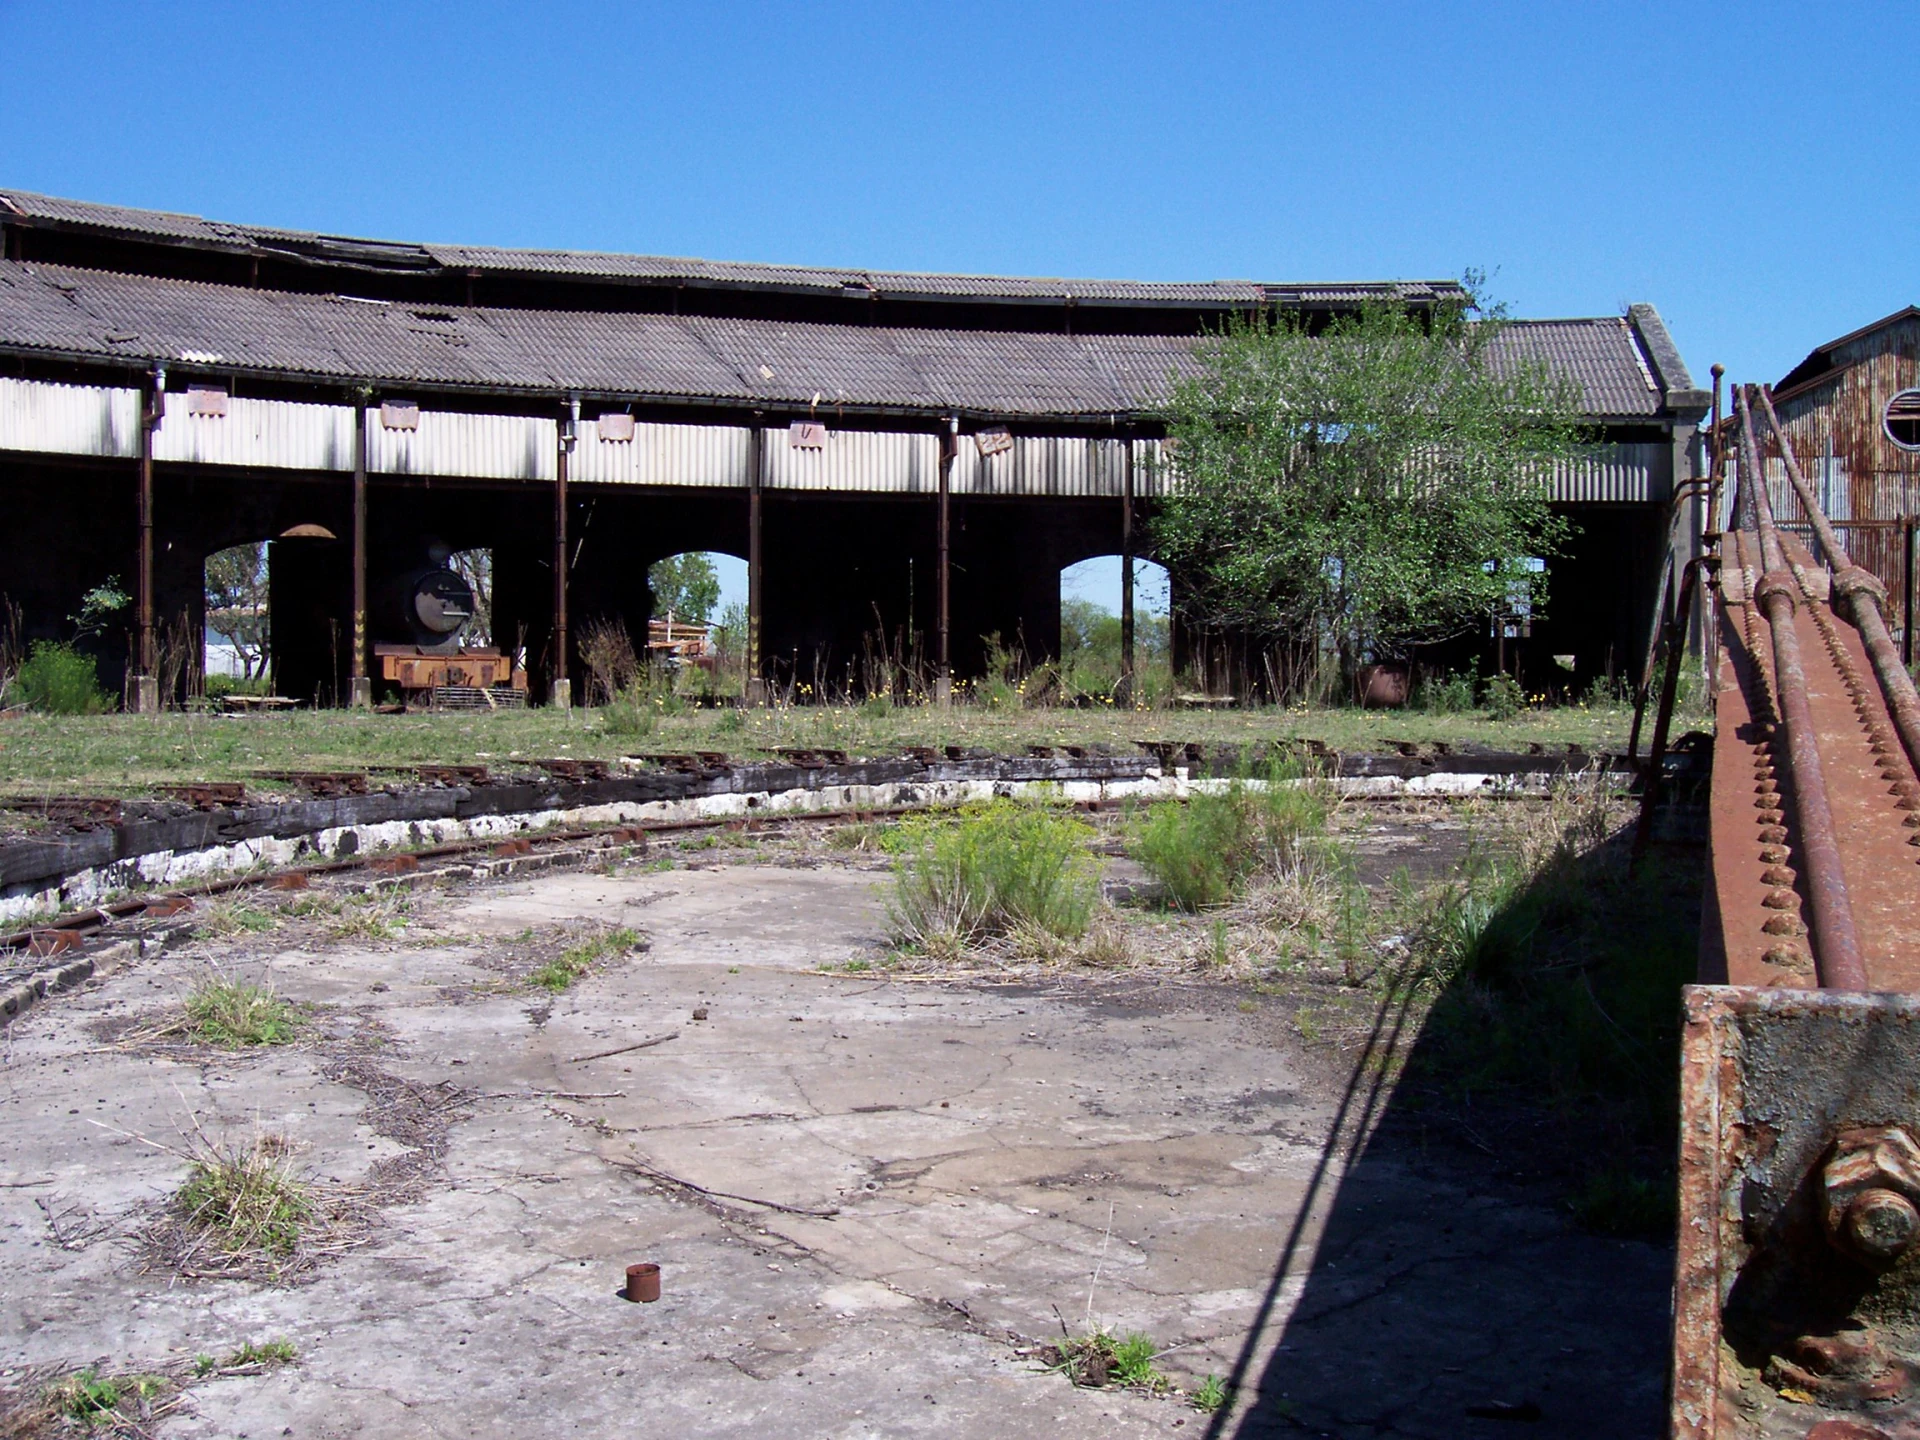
[1735,384,1868,991]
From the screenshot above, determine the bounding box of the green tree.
[647,553,721,624]
[1153,287,1579,699]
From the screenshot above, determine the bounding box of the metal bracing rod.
[1755,385,1920,786]
[1736,385,1868,991]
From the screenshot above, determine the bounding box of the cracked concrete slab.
[2,861,1668,1436]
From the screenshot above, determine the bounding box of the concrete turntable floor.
[1,860,1668,1437]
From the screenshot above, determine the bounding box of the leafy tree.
[647,553,721,624]
[1153,288,1580,699]
[205,544,270,680]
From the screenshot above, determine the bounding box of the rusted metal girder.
[1736,385,1867,992]
[551,397,577,707]
[350,396,370,707]
[1756,384,1920,792]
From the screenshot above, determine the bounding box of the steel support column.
[348,399,371,708]
[1120,432,1136,704]
[551,397,576,709]
[746,418,765,704]
[130,369,161,714]
[936,416,955,704]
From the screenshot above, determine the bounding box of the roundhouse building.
[0,190,1708,706]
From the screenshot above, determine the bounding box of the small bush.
[1417,665,1477,714]
[186,977,300,1046]
[1482,670,1526,720]
[8,640,109,714]
[887,803,1099,951]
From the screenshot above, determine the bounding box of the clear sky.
[3,1,1911,609]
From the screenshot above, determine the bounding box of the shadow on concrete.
[1205,828,1694,1439]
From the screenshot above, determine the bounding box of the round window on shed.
[1886,389,1920,451]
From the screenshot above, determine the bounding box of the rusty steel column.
[348,398,371,708]
[551,398,576,709]
[1758,385,1920,789]
[1120,432,1136,705]
[1907,517,1916,669]
[936,417,954,704]
[1738,385,1868,991]
[130,368,162,714]
[746,417,765,704]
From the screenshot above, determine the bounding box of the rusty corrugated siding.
[1771,314,1920,522]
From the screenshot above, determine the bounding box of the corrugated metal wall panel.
[762,427,940,492]
[152,394,354,471]
[0,377,139,459]
[1551,443,1663,503]
[369,410,556,481]
[952,435,1131,497]
[571,420,750,487]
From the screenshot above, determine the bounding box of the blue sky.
[4,1,1912,612]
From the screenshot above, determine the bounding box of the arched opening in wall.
[582,550,746,706]
[1058,556,1172,705]
[204,542,273,700]
[1885,390,1920,452]
[445,547,494,648]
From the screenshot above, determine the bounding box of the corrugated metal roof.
[0,259,1670,420]
[0,188,1460,309]
[1487,317,1663,418]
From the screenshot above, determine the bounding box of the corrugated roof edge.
[0,187,1466,311]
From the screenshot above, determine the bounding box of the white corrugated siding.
[953,435,1129,497]
[369,410,556,481]
[762,427,940,492]
[572,421,750,487]
[152,393,355,471]
[0,377,140,459]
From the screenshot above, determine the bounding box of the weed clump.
[185,976,299,1047]
[886,802,1099,954]
[42,1367,170,1428]
[1043,1330,1169,1392]
[174,1133,312,1264]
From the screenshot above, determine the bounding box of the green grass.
[1191,1373,1230,1413]
[193,1339,298,1377]
[527,926,641,992]
[45,1367,169,1425]
[184,977,300,1046]
[0,697,1644,798]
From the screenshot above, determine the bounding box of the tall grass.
[887,802,1100,953]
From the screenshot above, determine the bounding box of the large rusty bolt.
[1823,1127,1920,1267]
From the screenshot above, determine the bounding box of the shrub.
[1128,761,1334,910]
[887,803,1099,950]
[1482,670,1526,720]
[8,640,109,713]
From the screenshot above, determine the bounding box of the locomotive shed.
[0,189,1708,710]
